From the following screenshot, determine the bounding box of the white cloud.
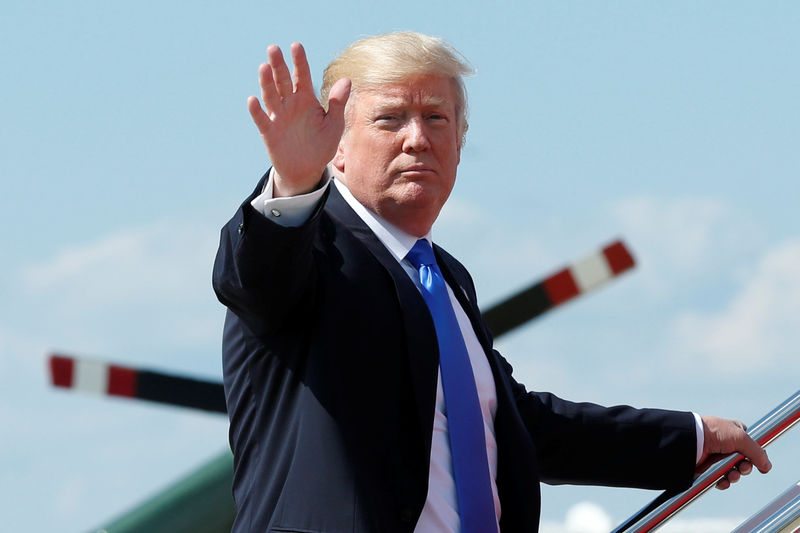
[9,219,225,355]
[612,195,761,296]
[615,196,730,270]
[669,239,800,372]
[20,220,219,311]
[564,501,612,532]
[446,194,758,298]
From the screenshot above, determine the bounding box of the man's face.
[332,74,462,237]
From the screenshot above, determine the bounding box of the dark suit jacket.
[213,173,698,533]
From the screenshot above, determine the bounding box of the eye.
[373,113,403,130]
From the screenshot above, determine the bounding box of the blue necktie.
[406,239,497,533]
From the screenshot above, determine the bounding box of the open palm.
[247,42,351,197]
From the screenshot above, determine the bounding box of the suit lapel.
[435,248,511,418]
[324,185,440,449]
[435,248,494,356]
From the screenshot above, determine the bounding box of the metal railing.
[732,480,800,533]
[612,390,800,533]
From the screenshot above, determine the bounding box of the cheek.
[353,133,392,164]
[439,143,461,174]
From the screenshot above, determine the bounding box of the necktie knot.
[406,239,437,270]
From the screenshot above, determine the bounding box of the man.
[213,32,770,533]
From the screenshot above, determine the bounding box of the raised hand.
[247,42,351,197]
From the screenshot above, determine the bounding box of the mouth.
[397,166,435,177]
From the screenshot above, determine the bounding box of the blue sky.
[2,2,799,531]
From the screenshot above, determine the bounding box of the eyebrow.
[371,96,451,111]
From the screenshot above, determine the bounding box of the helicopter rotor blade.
[47,238,635,414]
[48,354,227,414]
[482,239,635,337]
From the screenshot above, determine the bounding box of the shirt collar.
[333,178,431,263]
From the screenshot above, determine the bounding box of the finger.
[716,478,731,490]
[290,42,313,93]
[247,95,270,133]
[737,459,753,476]
[268,44,294,97]
[326,77,351,125]
[726,468,741,484]
[736,433,772,474]
[258,63,280,116]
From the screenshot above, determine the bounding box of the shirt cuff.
[249,168,331,227]
[693,412,704,464]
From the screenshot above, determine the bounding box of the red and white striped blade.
[542,240,635,305]
[482,239,635,336]
[48,353,227,413]
[49,354,137,397]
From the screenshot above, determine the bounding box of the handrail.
[612,390,800,533]
[732,480,800,533]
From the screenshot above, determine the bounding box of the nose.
[401,117,431,153]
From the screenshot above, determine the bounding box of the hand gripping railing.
[612,390,800,533]
[732,480,800,533]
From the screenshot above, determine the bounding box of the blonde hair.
[321,32,474,144]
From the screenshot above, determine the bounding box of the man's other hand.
[697,415,772,490]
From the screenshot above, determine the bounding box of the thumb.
[325,78,352,131]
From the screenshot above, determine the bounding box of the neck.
[331,169,437,237]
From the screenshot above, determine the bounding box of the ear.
[332,138,346,172]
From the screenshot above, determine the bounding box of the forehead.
[352,74,458,111]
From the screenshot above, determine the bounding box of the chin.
[396,196,445,220]
[397,180,449,205]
